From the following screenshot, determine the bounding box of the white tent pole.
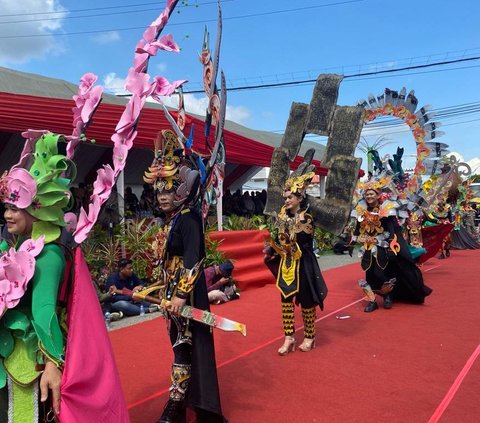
[217,195,223,231]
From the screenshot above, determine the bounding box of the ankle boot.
[364,301,379,312]
[383,295,393,309]
[156,399,186,423]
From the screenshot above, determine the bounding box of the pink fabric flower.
[67,74,104,159]
[155,34,180,52]
[112,143,129,175]
[72,0,182,243]
[142,25,158,43]
[133,51,149,73]
[21,129,48,142]
[17,130,48,169]
[125,68,155,97]
[79,73,98,96]
[74,196,101,244]
[1,168,37,209]
[18,236,45,257]
[0,237,44,316]
[81,85,103,123]
[93,165,115,200]
[153,77,187,98]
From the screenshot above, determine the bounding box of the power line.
[0,1,231,24]
[0,0,364,38]
[0,1,223,18]
[268,101,480,136]
[180,56,480,93]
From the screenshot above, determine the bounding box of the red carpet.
[109,250,480,423]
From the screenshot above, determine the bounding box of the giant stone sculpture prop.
[265,74,363,235]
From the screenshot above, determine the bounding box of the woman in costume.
[264,172,328,355]
[0,134,74,422]
[0,132,129,423]
[351,176,432,312]
[144,130,226,423]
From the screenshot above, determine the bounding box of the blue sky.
[1,0,480,172]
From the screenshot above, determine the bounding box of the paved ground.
[106,249,360,331]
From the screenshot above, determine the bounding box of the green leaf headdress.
[0,133,76,243]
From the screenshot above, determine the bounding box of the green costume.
[0,133,74,422]
[0,243,65,423]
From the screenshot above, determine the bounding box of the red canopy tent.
[0,90,328,179]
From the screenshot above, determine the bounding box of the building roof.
[0,66,327,174]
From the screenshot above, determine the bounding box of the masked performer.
[0,133,128,423]
[264,172,328,355]
[145,130,226,423]
[352,176,432,312]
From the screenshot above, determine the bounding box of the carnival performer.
[427,198,453,258]
[264,172,328,355]
[0,133,128,423]
[351,176,432,312]
[144,130,226,423]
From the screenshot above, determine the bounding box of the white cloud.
[468,158,480,174]
[103,72,127,94]
[446,152,480,176]
[92,31,120,45]
[226,104,251,125]
[0,0,68,65]
[160,93,251,125]
[101,76,251,125]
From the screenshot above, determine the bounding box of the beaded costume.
[265,171,328,346]
[351,175,432,308]
[145,128,226,423]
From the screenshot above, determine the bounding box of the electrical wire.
[0,0,364,38]
[0,0,227,18]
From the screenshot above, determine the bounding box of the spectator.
[106,259,157,316]
[140,183,155,216]
[242,192,256,217]
[125,186,139,218]
[204,260,239,304]
[253,191,265,215]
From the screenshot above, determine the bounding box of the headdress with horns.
[144,129,200,209]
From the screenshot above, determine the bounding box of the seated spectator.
[106,259,158,316]
[204,260,239,304]
[95,284,124,321]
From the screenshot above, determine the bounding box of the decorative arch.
[358,88,444,194]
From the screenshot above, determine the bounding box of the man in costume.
[144,130,227,423]
[264,171,328,355]
[351,175,432,312]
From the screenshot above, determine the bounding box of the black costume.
[161,208,225,422]
[265,201,328,347]
[352,199,432,310]
[144,129,227,423]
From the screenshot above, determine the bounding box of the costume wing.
[60,248,129,423]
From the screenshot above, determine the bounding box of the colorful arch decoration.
[358,87,444,195]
